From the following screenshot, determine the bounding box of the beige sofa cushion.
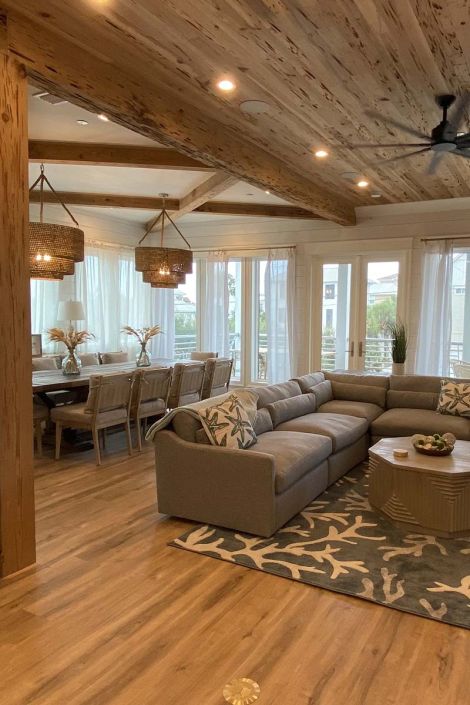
[326,372,389,389]
[276,412,368,452]
[292,372,325,393]
[253,408,274,436]
[318,400,383,424]
[387,390,439,410]
[253,430,332,494]
[251,380,302,409]
[331,380,387,408]
[371,408,470,440]
[310,380,333,406]
[266,393,316,427]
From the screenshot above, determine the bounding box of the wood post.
[0,42,36,576]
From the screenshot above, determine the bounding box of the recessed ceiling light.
[97,113,109,122]
[239,100,270,114]
[265,190,270,194]
[357,180,369,188]
[371,192,382,198]
[76,119,88,126]
[217,79,235,92]
[314,149,329,159]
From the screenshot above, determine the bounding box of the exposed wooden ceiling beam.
[6,10,355,225]
[28,140,212,171]
[194,202,322,219]
[29,191,179,210]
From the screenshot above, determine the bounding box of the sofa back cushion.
[326,372,389,389]
[253,407,274,435]
[310,380,333,406]
[266,393,316,428]
[292,372,325,393]
[251,380,302,409]
[331,380,387,408]
[387,389,439,410]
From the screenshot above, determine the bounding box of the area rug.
[172,464,470,629]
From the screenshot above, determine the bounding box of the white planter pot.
[392,362,405,375]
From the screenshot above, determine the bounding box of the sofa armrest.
[153,430,277,536]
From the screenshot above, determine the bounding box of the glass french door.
[316,255,405,373]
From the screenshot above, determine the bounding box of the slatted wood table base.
[369,438,470,538]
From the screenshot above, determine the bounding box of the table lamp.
[57,300,85,329]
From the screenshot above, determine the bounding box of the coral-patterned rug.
[172,464,470,629]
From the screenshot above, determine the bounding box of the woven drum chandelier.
[29,164,84,280]
[135,193,193,289]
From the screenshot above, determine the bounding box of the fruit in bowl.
[411,433,456,455]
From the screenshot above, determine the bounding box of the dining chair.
[131,367,173,450]
[100,351,129,364]
[51,371,134,465]
[33,401,49,458]
[167,362,205,409]
[190,351,218,361]
[79,352,101,366]
[451,360,470,378]
[32,356,60,371]
[201,357,233,399]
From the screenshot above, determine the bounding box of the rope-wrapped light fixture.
[135,193,193,289]
[29,165,84,280]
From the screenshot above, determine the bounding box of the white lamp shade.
[57,300,85,321]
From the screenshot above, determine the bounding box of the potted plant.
[47,327,94,376]
[121,325,162,367]
[387,319,407,375]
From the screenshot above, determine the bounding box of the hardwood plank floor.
[1,436,469,705]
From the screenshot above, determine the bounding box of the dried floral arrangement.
[121,325,161,346]
[47,327,94,352]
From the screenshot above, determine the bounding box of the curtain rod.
[421,235,470,242]
[191,244,296,253]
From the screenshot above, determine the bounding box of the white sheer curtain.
[202,251,230,356]
[265,248,295,383]
[415,239,453,375]
[31,278,74,353]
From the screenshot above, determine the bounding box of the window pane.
[365,261,399,373]
[321,264,351,371]
[451,250,470,367]
[174,263,197,360]
[228,260,242,380]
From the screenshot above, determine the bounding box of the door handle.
[358,341,363,357]
[346,341,354,356]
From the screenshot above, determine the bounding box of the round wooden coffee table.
[369,437,470,537]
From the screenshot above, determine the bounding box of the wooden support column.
[0,29,36,576]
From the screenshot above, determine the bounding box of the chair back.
[80,352,101,366]
[190,351,218,361]
[32,356,60,371]
[85,372,134,416]
[100,351,129,364]
[168,362,205,409]
[452,360,470,378]
[133,367,172,409]
[202,357,233,399]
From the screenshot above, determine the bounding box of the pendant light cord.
[138,194,192,249]
[29,164,80,228]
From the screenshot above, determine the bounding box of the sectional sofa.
[151,371,470,536]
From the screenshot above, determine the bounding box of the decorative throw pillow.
[198,393,257,449]
[437,379,470,417]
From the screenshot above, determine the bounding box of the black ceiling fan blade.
[373,147,431,166]
[427,151,444,175]
[350,142,431,148]
[365,110,430,140]
[450,93,470,131]
[453,149,470,160]
[456,133,470,146]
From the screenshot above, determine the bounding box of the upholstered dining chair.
[51,371,134,465]
[32,356,60,371]
[100,351,129,364]
[190,351,218,361]
[167,362,205,409]
[201,357,233,399]
[33,401,49,458]
[131,367,173,450]
[79,352,101,366]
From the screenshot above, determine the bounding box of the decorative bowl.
[413,444,454,457]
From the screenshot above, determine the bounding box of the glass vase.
[62,349,82,376]
[136,345,151,367]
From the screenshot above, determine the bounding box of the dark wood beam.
[0,39,36,576]
[28,140,212,171]
[195,201,323,219]
[7,11,355,225]
[29,190,179,210]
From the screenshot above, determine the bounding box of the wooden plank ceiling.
[5,1,470,225]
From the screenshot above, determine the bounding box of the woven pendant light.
[29,165,84,280]
[135,193,193,288]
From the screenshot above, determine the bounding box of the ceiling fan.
[353,94,470,174]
